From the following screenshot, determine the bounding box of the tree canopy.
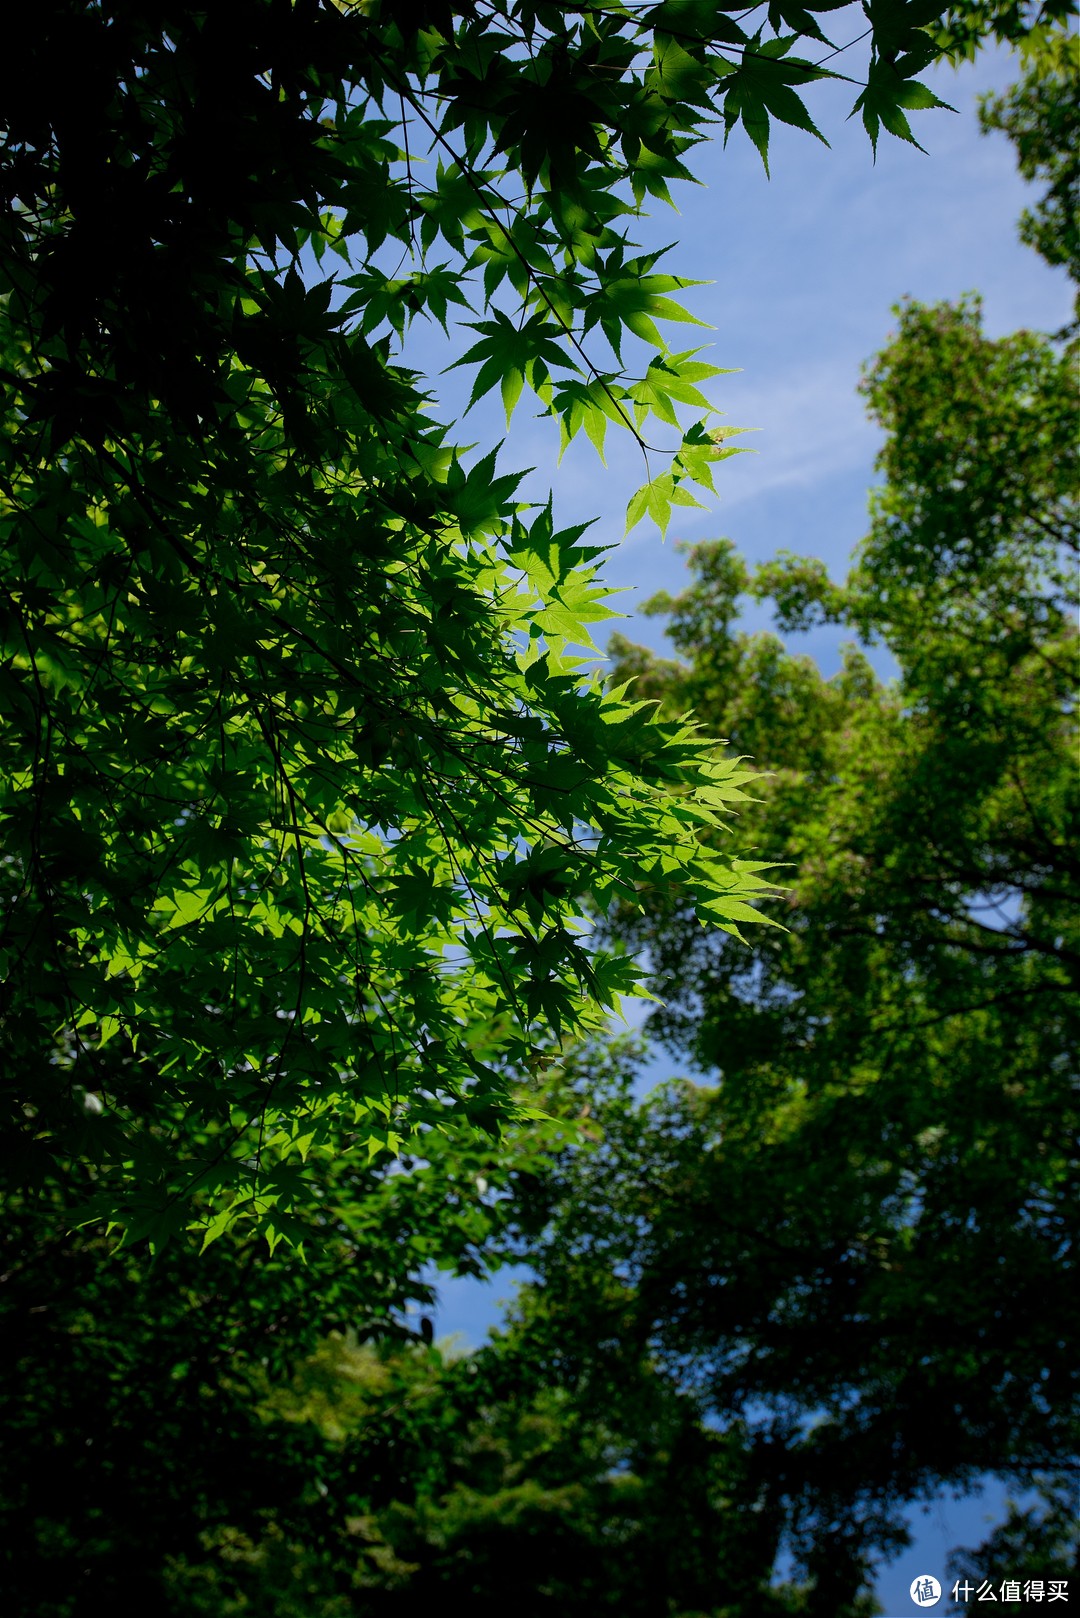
[2,3,1076,1611]
[512,217,1078,1599]
[978,20,1079,319]
[10,306,1074,1600]
[11,0,1050,1247]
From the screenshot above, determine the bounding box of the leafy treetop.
[0,0,1020,1248]
[571,283,1078,1569]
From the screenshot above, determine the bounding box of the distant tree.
[944,1480,1077,1614]
[978,20,1079,319]
[1,1213,884,1617]
[496,94,1080,1585]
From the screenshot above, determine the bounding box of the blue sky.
[406,27,1072,1614]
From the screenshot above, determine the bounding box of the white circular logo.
[910,1575,942,1608]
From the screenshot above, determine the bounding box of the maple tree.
[2,0,997,1247]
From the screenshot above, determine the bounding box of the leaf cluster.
[7,0,895,1243]
[3,0,995,1244]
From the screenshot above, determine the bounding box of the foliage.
[945,1482,1079,1613]
[0,1181,883,1616]
[3,1,1059,1247]
[2,8,1074,1609]
[10,0,966,1245]
[0,1096,561,1614]
[978,22,1079,317]
[505,287,1079,1583]
[936,0,1076,62]
[0,1204,361,1616]
[10,0,1028,1249]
